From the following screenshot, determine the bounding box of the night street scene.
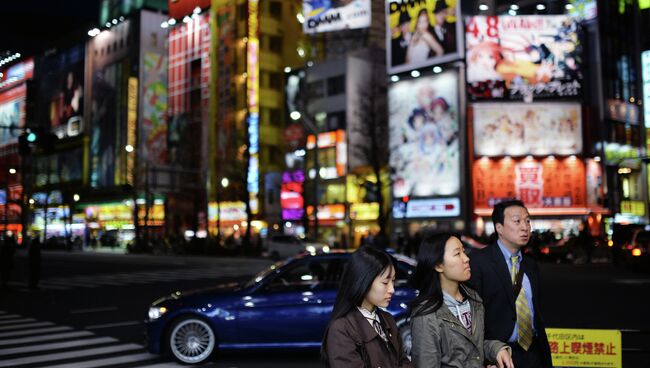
[1,0,650,367]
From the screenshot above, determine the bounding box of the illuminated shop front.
[207,201,265,242]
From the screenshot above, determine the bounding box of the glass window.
[326,75,345,96]
[308,80,325,100]
[269,1,282,19]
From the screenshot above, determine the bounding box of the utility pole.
[297,112,320,241]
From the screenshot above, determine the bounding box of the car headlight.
[306,245,316,253]
[322,245,330,253]
[148,306,167,320]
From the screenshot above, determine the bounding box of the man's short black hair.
[492,199,527,227]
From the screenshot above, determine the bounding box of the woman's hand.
[494,348,514,368]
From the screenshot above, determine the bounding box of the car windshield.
[243,260,286,288]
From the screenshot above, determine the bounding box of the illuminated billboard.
[473,156,586,211]
[386,0,462,74]
[466,15,581,100]
[473,103,582,157]
[389,70,460,198]
[303,0,371,34]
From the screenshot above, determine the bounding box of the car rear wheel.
[168,317,216,365]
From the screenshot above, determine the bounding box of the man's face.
[496,205,531,250]
[434,10,447,25]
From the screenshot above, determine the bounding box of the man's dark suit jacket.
[468,243,553,367]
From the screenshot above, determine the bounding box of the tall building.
[205,0,306,244]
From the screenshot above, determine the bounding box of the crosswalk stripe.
[44,351,161,368]
[0,318,36,326]
[0,326,72,339]
[0,331,94,346]
[0,321,54,331]
[0,315,20,320]
[0,336,116,355]
[0,343,142,367]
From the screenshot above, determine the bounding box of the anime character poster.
[387,0,462,74]
[389,70,460,198]
[303,0,371,34]
[466,15,582,100]
[473,103,582,156]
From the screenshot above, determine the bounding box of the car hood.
[152,281,245,306]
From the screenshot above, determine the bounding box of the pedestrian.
[409,233,513,368]
[468,200,553,368]
[321,246,412,368]
[29,235,42,289]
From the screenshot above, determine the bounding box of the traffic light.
[17,128,58,155]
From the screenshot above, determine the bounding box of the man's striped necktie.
[511,255,533,350]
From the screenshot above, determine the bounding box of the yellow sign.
[620,200,645,217]
[547,328,622,368]
[127,77,138,185]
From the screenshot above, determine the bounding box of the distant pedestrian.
[468,200,553,368]
[409,233,513,368]
[321,246,412,367]
[29,236,42,289]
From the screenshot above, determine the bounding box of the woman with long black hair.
[410,233,513,368]
[322,246,412,367]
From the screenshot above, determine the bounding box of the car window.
[263,259,326,293]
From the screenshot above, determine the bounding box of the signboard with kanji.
[472,156,585,210]
[546,328,622,368]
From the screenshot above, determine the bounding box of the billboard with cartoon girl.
[473,103,582,157]
[466,15,582,101]
[389,70,460,198]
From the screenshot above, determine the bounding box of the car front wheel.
[168,317,216,365]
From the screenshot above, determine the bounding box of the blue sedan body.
[145,251,416,355]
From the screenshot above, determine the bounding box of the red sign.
[168,0,210,19]
[473,156,585,210]
[284,123,305,148]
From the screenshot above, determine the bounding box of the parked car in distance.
[144,250,417,365]
[264,234,329,259]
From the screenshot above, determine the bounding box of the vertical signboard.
[127,77,138,185]
[247,0,260,214]
[389,70,460,198]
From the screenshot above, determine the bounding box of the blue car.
[145,250,417,364]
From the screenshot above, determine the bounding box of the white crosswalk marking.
[0,310,175,367]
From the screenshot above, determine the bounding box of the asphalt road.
[0,249,649,367]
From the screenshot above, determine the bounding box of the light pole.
[291,111,320,241]
[217,177,229,245]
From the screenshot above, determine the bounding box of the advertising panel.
[90,62,121,188]
[546,328,621,368]
[139,10,169,166]
[281,170,305,221]
[393,197,460,218]
[466,15,581,100]
[473,103,582,156]
[36,44,85,138]
[247,0,260,214]
[0,84,25,146]
[386,0,461,74]
[303,0,371,34]
[389,70,460,198]
[473,156,586,210]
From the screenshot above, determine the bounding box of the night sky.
[0,0,101,57]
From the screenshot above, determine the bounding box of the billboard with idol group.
[389,70,460,199]
[386,0,462,74]
[303,0,371,34]
[466,15,582,101]
[473,103,582,157]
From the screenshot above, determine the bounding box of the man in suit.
[431,0,456,54]
[469,200,553,368]
[391,11,411,67]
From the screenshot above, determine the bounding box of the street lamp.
[217,177,229,245]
